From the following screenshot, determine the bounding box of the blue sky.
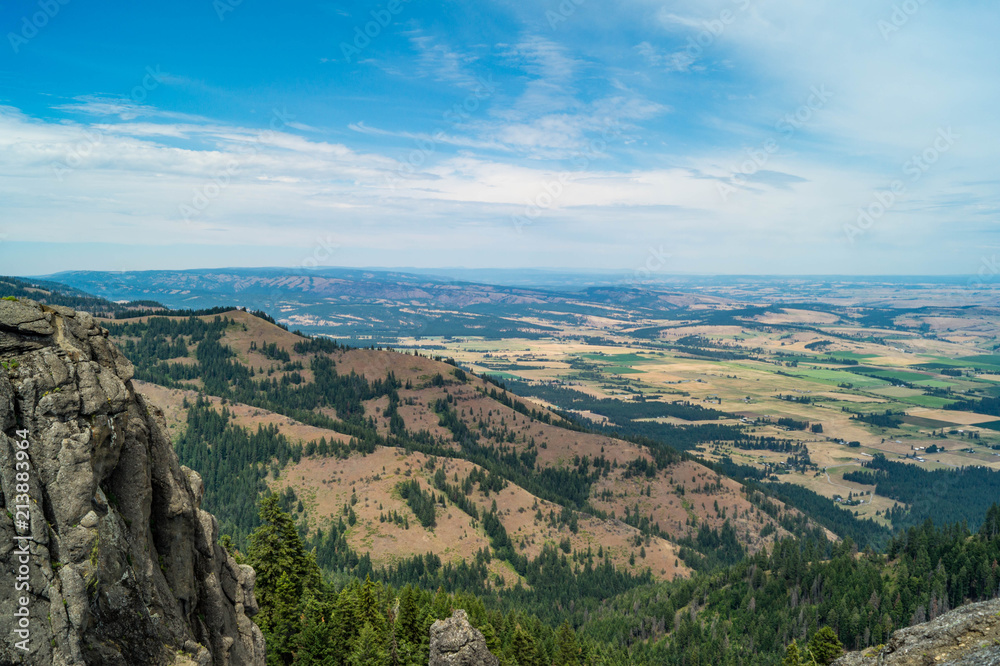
[1,0,998,275]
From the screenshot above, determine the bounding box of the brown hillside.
[107,309,828,583]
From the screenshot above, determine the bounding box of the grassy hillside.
[101,309,830,586]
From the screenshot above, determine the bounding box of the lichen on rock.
[429,609,500,666]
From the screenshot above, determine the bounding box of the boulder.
[429,609,500,666]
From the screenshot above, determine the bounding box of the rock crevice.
[0,300,265,665]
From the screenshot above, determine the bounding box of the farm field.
[392,300,1000,526]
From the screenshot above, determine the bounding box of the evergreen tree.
[397,585,421,646]
[247,495,323,665]
[807,627,843,665]
[349,623,389,666]
[293,591,336,665]
[555,620,581,665]
[782,640,805,666]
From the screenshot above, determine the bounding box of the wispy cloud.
[407,30,483,89]
[635,41,698,73]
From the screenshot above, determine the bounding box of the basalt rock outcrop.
[0,299,265,665]
[833,597,1000,666]
[429,609,499,666]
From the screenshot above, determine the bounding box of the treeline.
[776,417,809,430]
[765,482,891,550]
[843,454,1000,531]
[397,479,438,528]
[500,378,730,423]
[946,395,1000,417]
[849,410,904,429]
[432,397,598,510]
[106,315,234,387]
[432,466,503,520]
[705,458,891,550]
[174,397,303,547]
[0,275,166,316]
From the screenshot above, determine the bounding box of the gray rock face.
[833,597,1000,666]
[0,300,265,665]
[429,609,500,666]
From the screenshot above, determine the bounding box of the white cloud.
[3,0,999,274]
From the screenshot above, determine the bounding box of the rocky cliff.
[834,597,1000,666]
[0,299,265,665]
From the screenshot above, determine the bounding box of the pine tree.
[555,620,580,665]
[431,586,451,620]
[349,622,388,666]
[331,580,362,658]
[358,575,386,635]
[782,640,804,666]
[807,627,844,665]
[247,494,323,665]
[293,591,335,665]
[397,585,421,646]
[510,626,539,666]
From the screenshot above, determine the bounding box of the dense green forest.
[243,494,638,666]
[243,492,1000,665]
[581,506,1000,665]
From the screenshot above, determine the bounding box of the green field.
[850,368,933,383]
[603,365,644,374]
[960,354,1000,368]
[827,352,878,360]
[896,394,957,409]
[579,352,661,364]
[780,366,887,387]
[912,379,959,389]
